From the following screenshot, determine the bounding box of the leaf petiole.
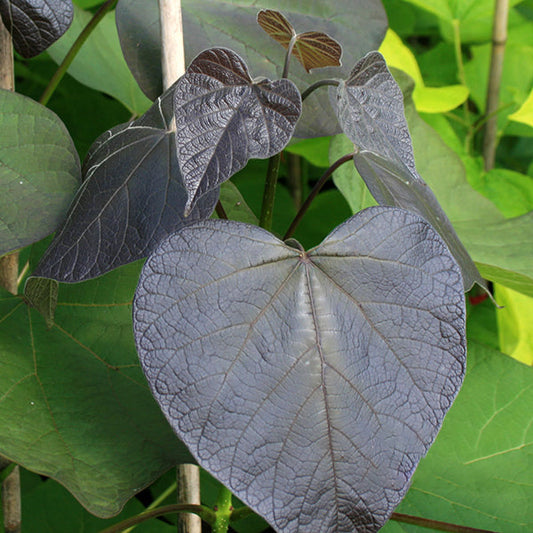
[284,151,354,240]
[301,79,340,101]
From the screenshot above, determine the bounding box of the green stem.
[259,153,282,231]
[283,152,354,240]
[229,506,255,523]
[391,512,497,533]
[301,79,339,102]
[98,504,215,533]
[39,0,118,106]
[212,485,233,533]
[122,482,177,533]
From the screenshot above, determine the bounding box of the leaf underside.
[332,51,487,293]
[173,47,301,215]
[257,9,342,72]
[32,82,218,283]
[133,206,466,533]
[0,0,73,58]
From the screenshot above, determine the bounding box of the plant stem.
[282,35,297,79]
[259,153,282,231]
[39,0,118,106]
[301,79,339,102]
[177,464,201,533]
[229,506,255,523]
[98,504,215,533]
[212,485,233,533]
[391,512,497,533]
[0,16,21,533]
[286,152,303,208]
[122,482,177,533]
[215,200,228,220]
[482,0,509,171]
[284,152,354,240]
[159,0,185,88]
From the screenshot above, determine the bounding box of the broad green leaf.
[21,470,174,532]
[24,277,58,327]
[509,89,533,128]
[134,208,466,533]
[0,262,192,518]
[285,136,331,168]
[47,5,152,115]
[329,134,377,214]
[378,29,468,113]
[0,89,80,257]
[115,0,388,137]
[173,48,301,214]
[33,82,218,283]
[218,181,258,226]
[382,339,533,532]
[495,284,533,366]
[454,212,533,297]
[400,0,524,43]
[332,53,486,292]
[464,34,533,133]
[0,0,73,58]
[257,9,342,72]
[468,168,533,218]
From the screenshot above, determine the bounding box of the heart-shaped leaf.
[0,263,192,518]
[331,51,487,293]
[0,89,80,257]
[257,9,342,72]
[0,0,73,58]
[115,0,387,137]
[174,47,301,215]
[32,82,219,283]
[133,207,466,533]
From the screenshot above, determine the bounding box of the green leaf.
[0,262,192,518]
[382,339,533,532]
[378,29,469,113]
[0,89,80,257]
[47,5,152,115]
[495,284,533,366]
[509,88,533,128]
[285,137,331,168]
[329,134,377,213]
[219,182,258,226]
[21,469,174,533]
[115,0,388,137]
[24,277,58,328]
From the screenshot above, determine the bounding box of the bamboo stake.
[157,2,201,532]
[482,0,509,170]
[0,16,21,533]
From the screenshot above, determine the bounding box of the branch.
[482,0,510,170]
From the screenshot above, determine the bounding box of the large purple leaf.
[0,0,73,58]
[32,82,218,283]
[174,47,301,215]
[331,51,487,293]
[115,0,388,137]
[133,207,466,533]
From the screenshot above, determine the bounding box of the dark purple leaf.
[332,51,487,292]
[32,82,218,283]
[174,47,301,215]
[133,207,466,533]
[0,0,73,58]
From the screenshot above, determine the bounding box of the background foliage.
[0,0,532,531]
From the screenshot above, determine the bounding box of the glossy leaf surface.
[33,83,218,283]
[115,0,387,137]
[174,48,301,214]
[0,89,80,257]
[0,263,192,518]
[134,207,466,533]
[257,9,342,72]
[0,0,73,57]
[332,52,486,293]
